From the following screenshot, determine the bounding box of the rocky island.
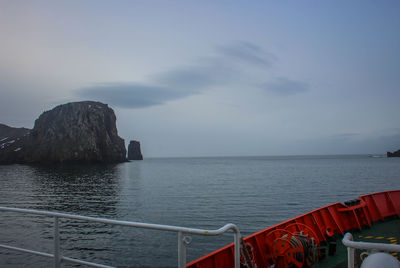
[0,101,127,164]
[128,140,143,160]
[387,150,400,158]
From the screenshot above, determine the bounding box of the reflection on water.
[0,164,124,267]
[28,164,121,216]
[0,156,400,267]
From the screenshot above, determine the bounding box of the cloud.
[77,83,192,109]
[216,41,276,68]
[78,61,237,108]
[155,61,237,91]
[260,78,309,96]
[76,41,305,109]
[331,133,360,139]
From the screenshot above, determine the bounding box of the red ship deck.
[187,190,400,268]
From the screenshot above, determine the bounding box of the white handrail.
[0,206,242,268]
[342,232,400,268]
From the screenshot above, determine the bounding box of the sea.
[0,155,399,267]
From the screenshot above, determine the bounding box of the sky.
[1,1,400,157]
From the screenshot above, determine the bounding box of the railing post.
[234,232,240,268]
[347,246,354,268]
[344,233,354,268]
[54,216,61,268]
[178,231,186,268]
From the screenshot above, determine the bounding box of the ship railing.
[0,206,241,268]
[342,232,400,268]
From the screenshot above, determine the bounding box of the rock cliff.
[387,150,400,157]
[128,140,143,160]
[0,101,127,164]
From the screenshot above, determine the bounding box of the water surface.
[0,155,399,267]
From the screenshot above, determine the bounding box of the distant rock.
[0,124,30,138]
[387,150,400,158]
[128,140,143,160]
[0,124,31,163]
[0,101,127,164]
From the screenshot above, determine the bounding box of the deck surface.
[313,218,400,267]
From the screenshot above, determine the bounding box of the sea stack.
[0,101,127,164]
[128,140,143,160]
[387,149,400,157]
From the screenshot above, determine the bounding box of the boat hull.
[187,190,400,268]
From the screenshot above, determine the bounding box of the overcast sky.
[1,1,399,157]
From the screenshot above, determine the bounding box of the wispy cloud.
[216,41,276,68]
[76,41,306,108]
[332,133,360,139]
[155,60,237,91]
[78,83,191,109]
[260,78,309,96]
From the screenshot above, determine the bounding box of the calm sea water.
[0,155,399,267]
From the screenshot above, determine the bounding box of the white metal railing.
[342,232,400,268]
[0,206,241,268]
